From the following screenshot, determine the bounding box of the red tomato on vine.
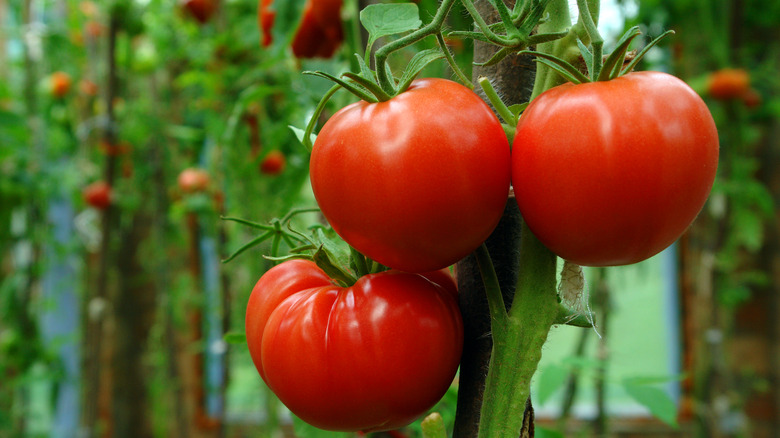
[310,78,511,273]
[512,71,719,266]
[245,259,463,432]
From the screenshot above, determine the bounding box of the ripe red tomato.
[310,78,510,272]
[512,71,719,266]
[259,150,286,175]
[291,0,343,58]
[706,68,749,100]
[182,0,217,24]
[245,259,463,432]
[49,72,71,98]
[83,181,112,210]
[177,168,210,193]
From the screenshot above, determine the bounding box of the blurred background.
[0,0,777,437]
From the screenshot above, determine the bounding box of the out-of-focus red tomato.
[83,181,112,210]
[259,150,286,175]
[707,68,750,100]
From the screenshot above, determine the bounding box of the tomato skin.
[83,181,112,210]
[512,71,719,266]
[310,78,511,273]
[245,260,463,432]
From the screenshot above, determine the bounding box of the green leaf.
[508,102,529,118]
[536,364,569,405]
[289,125,316,147]
[397,48,446,92]
[360,3,422,41]
[536,427,565,438]
[623,382,679,428]
[223,332,246,344]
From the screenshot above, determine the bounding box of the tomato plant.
[259,150,286,175]
[310,78,510,273]
[245,259,463,432]
[83,181,112,210]
[512,71,719,266]
[177,167,210,193]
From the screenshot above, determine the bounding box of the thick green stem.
[478,77,517,125]
[477,224,558,437]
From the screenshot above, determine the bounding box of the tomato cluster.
[245,260,463,432]
[246,59,717,435]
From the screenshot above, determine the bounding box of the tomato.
[310,78,510,272]
[259,150,286,175]
[291,0,343,58]
[706,68,749,100]
[511,71,719,266]
[49,72,71,98]
[245,259,463,432]
[177,168,210,193]
[259,0,342,58]
[182,0,217,24]
[83,181,112,210]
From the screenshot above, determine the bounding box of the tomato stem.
[303,84,341,151]
[374,0,457,95]
[478,77,517,126]
[436,32,473,89]
[475,244,508,332]
[576,0,603,79]
[477,224,559,438]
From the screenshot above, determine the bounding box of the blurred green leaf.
[622,381,678,428]
[536,364,569,406]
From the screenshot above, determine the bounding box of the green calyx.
[521,27,675,85]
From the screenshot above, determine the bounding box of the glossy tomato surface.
[245,259,463,432]
[512,71,719,266]
[310,78,511,272]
